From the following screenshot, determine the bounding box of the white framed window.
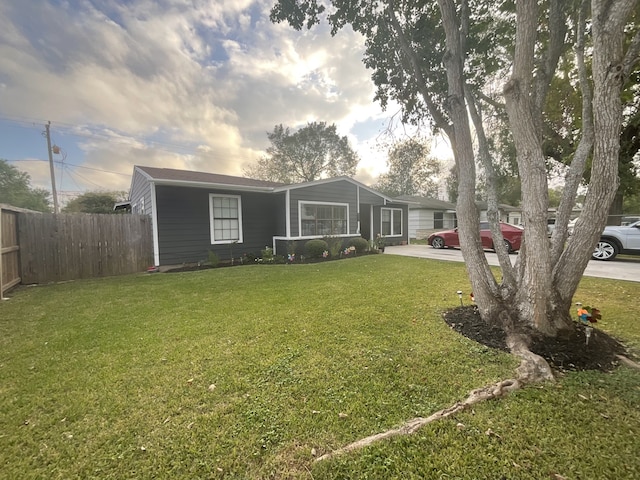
[381,208,403,236]
[209,194,243,244]
[299,201,348,237]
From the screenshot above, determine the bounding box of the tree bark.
[437,0,501,321]
[555,0,637,301]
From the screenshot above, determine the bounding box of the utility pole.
[44,121,59,213]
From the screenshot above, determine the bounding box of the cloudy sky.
[0,0,453,204]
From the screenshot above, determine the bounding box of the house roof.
[135,166,287,190]
[133,166,404,203]
[275,175,405,204]
[396,195,456,210]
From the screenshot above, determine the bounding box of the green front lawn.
[1,255,639,479]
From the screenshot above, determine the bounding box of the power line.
[0,114,261,163]
[5,158,131,176]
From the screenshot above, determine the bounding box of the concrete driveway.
[384,244,640,283]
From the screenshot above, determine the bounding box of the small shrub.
[373,233,386,251]
[287,241,298,255]
[305,239,329,259]
[324,236,344,258]
[261,246,275,263]
[348,236,369,254]
[208,251,219,267]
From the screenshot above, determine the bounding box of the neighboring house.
[474,202,523,225]
[127,166,409,266]
[400,196,524,239]
[396,195,457,239]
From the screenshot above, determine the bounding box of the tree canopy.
[246,121,359,183]
[374,138,441,198]
[62,191,126,214]
[0,159,51,212]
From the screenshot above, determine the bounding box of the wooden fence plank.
[1,207,22,296]
[18,213,153,285]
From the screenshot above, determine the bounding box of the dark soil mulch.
[164,252,380,273]
[443,306,630,373]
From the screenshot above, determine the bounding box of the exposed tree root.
[315,335,554,463]
[315,378,521,462]
[616,354,640,370]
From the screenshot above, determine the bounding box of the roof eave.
[151,178,277,192]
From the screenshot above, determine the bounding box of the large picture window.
[381,208,403,236]
[300,202,348,236]
[209,194,243,243]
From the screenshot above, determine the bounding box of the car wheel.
[431,236,445,249]
[592,239,618,261]
[491,239,512,253]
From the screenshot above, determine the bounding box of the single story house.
[395,195,457,239]
[127,166,409,266]
[399,195,524,239]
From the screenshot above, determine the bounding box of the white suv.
[592,220,640,260]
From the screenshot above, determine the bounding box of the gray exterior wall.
[274,192,287,237]
[129,169,152,215]
[287,180,359,237]
[373,202,409,245]
[358,188,386,205]
[155,185,278,264]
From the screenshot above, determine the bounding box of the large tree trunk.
[396,0,636,341]
[440,0,636,339]
[503,0,565,336]
[554,0,637,301]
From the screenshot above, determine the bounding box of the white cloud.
[0,0,406,194]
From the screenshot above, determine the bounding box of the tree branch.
[386,1,453,139]
[465,90,517,288]
[623,29,640,78]
[533,0,569,117]
[552,0,594,269]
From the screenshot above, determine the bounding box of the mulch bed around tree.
[443,306,630,373]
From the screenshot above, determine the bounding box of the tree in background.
[374,138,441,198]
[246,122,359,183]
[0,159,51,212]
[62,191,126,214]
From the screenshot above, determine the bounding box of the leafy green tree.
[548,188,563,209]
[374,138,441,197]
[271,1,640,373]
[246,122,359,183]
[62,191,126,214]
[624,191,640,213]
[0,159,51,212]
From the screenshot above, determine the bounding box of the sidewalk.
[384,244,640,283]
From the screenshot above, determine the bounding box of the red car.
[427,222,524,253]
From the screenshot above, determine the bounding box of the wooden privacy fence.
[0,207,153,293]
[1,205,22,296]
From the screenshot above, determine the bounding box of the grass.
[1,255,639,479]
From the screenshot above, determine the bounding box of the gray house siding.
[274,192,287,237]
[129,170,152,215]
[288,180,358,237]
[373,202,409,245]
[155,186,278,264]
[358,188,385,205]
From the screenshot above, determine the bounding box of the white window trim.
[381,207,403,237]
[209,193,243,244]
[298,201,349,238]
